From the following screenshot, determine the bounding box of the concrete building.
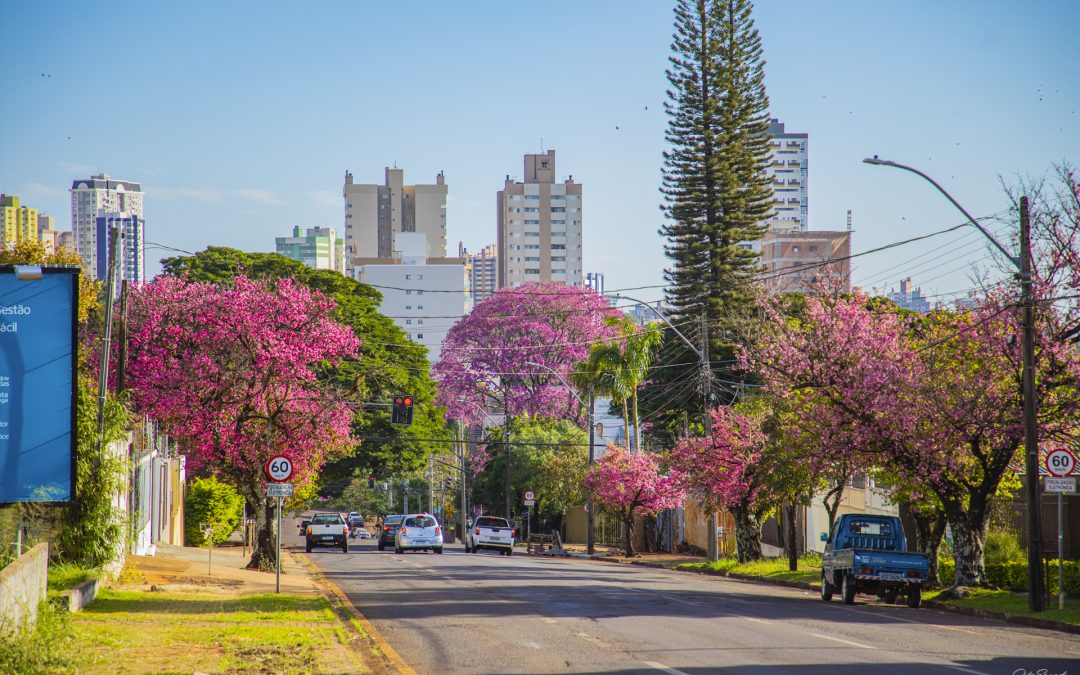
[459,242,498,305]
[342,167,447,264]
[888,277,931,312]
[497,150,583,288]
[275,225,345,274]
[1,194,39,245]
[70,173,143,276]
[353,233,466,364]
[95,212,145,286]
[760,228,851,294]
[767,118,808,232]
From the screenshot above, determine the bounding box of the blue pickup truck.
[820,513,928,608]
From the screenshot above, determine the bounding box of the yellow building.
[1,194,40,245]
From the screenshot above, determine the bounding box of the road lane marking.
[643,661,690,675]
[809,633,876,650]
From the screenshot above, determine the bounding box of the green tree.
[159,247,446,487]
[647,0,774,438]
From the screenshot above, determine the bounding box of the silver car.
[395,513,444,554]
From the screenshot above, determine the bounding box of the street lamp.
[526,360,600,555]
[608,294,721,563]
[863,156,1044,612]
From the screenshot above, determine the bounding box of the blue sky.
[3,1,1078,306]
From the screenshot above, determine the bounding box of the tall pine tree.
[642,0,773,438]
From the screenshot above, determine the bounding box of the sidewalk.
[126,540,319,595]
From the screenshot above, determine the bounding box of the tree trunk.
[732,507,763,563]
[784,503,799,571]
[944,505,989,588]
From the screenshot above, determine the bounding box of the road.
[294,527,1080,674]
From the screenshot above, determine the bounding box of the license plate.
[322,536,335,541]
[879,572,902,581]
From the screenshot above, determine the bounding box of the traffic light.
[368,474,376,489]
[391,394,414,425]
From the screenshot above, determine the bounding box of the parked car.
[305,512,349,553]
[820,513,928,607]
[377,514,404,551]
[465,515,515,556]
[395,513,444,554]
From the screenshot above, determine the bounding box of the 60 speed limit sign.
[265,455,294,483]
[1045,448,1077,477]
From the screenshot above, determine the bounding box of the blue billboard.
[0,267,78,503]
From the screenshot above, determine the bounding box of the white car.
[395,513,444,554]
[466,516,515,556]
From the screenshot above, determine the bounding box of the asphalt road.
[294,526,1080,675]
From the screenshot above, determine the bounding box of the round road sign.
[1045,448,1077,477]
[265,455,294,483]
[524,490,535,501]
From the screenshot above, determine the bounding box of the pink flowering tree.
[125,275,360,569]
[584,445,684,557]
[670,405,773,562]
[745,291,1080,588]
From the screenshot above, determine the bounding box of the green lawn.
[926,587,1080,626]
[61,590,367,674]
[677,556,822,585]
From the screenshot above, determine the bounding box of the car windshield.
[476,517,509,528]
[848,520,891,536]
[406,516,437,528]
[311,515,341,525]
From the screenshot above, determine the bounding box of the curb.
[292,551,417,675]
[923,600,1080,636]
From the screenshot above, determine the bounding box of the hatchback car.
[377,514,404,551]
[395,513,444,554]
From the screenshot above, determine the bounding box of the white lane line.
[809,633,876,650]
[643,661,690,675]
[744,617,774,625]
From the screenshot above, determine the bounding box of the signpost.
[265,456,295,594]
[1043,448,1077,610]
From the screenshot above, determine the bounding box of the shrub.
[184,477,244,547]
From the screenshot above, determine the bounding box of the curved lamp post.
[863,156,1044,612]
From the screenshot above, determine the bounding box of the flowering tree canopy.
[584,445,684,557]
[433,283,619,424]
[125,275,360,568]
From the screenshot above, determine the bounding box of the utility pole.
[95,226,121,456]
[587,390,596,556]
[1020,195,1045,613]
[701,313,718,563]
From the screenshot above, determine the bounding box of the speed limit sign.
[265,455,294,483]
[1045,448,1077,477]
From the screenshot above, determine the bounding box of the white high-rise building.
[766,119,808,231]
[70,173,143,277]
[354,233,465,364]
[342,168,447,266]
[497,150,583,288]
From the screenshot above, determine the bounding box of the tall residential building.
[766,118,808,231]
[888,278,931,312]
[1,194,39,244]
[275,225,345,274]
[458,242,498,303]
[497,150,583,288]
[342,167,447,265]
[95,211,145,286]
[354,233,466,364]
[759,228,851,295]
[71,173,143,276]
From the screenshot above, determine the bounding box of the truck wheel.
[306,539,312,553]
[841,573,856,605]
[820,573,833,602]
[906,586,922,608]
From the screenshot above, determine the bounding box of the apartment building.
[342,167,447,265]
[497,150,583,288]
